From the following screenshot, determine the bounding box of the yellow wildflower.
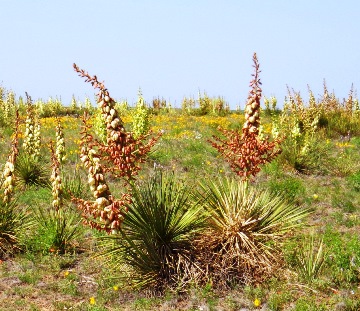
[254,298,261,307]
[89,296,96,305]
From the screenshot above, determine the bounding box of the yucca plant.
[0,200,27,258]
[194,177,312,287]
[15,154,50,189]
[132,90,151,139]
[98,171,206,290]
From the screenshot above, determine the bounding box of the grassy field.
[1,63,360,310]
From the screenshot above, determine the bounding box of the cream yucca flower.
[23,93,41,160]
[55,118,66,164]
[1,113,20,203]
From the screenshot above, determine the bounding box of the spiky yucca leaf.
[31,205,82,254]
[15,154,50,189]
[99,171,206,290]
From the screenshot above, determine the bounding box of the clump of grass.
[0,200,28,257]
[292,234,327,283]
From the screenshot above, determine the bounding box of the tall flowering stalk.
[1,111,20,203]
[23,93,41,161]
[55,118,66,164]
[2,91,16,126]
[210,53,281,180]
[72,64,160,232]
[132,91,150,139]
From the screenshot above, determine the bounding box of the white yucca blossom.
[2,161,15,203]
[1,134,18,203]
[55,119,66,164]
[50,160,63,210]
[272,123,280,140]
[132,94,150,139]
[258,124,265,141]
[23,104,41,160]
[4,91,15,124]
[84,97,92,111]
[291,123,301,139]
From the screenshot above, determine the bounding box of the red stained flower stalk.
[210,53,281,180]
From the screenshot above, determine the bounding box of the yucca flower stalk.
[70,95,78,112]
[22,93,41,161]
[132,91,150,139]
[1,111,20,203]
[50,143,63,211]
[84,96,92,111]
[210,53,281,180]
[55,118,66,164]
[2,91,16,126]
[72,64,161,232]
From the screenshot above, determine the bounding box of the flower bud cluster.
[72,64,160,232]
[55,119,66,164]
[2,153,17,203]
[50,146,63,210]
[242,54,262,137]
[78,125,128,233]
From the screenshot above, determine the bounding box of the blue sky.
[1,1,359,109]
